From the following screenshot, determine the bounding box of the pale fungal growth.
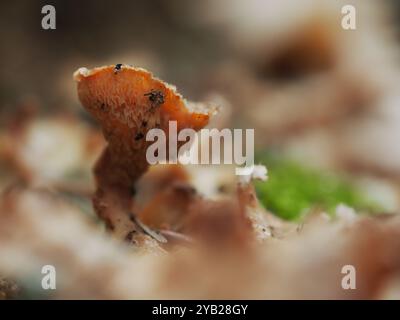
[74,67,90,77]
[239,164,268,184]
[249,164,268,181]
[335,203,357,223]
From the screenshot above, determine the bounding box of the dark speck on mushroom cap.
[114,64,123,73]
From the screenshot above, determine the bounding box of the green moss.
[255,154,380,220]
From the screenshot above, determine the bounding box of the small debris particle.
[105,219,115,231]
[144,90,165,108]
[130,186,137,197]
[135,132,144,141]
[128,213,136,223]
[125,230,136,242]
[218,185,228,193]
[114,64,123,74]
[141,121,148,127]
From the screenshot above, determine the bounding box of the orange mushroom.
[74,65,213,248]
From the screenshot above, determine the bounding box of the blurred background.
[3,0,400,300]
[1,0,400,219]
